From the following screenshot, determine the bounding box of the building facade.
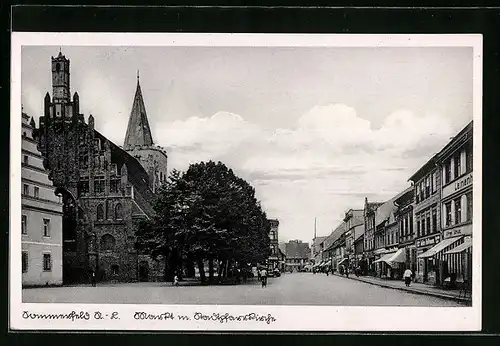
[409,155,442,284]
[32,52,164,284]
[436,121,473,284]
[22,111,64,287]
[394,187,416,275]
[363,198,383,272]
[284,240,311,272]
[267,219,281,271]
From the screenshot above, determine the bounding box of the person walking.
[91,270,96,287]
[403,267,413,287]
[345,266,349,278]
[173,273,179,286]
[260,268,268,288]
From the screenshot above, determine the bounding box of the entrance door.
[139,261,149,282]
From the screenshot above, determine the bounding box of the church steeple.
[123,71,154,150]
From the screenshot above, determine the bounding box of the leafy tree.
[136,161,271,283]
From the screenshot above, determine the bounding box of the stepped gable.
[93,129,155,217]
[123,73,154,150]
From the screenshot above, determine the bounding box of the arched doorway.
[55,187,79,284]
[139,261,149,282]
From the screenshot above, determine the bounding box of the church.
[33,51,168,284]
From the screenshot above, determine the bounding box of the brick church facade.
[33,52,168,284]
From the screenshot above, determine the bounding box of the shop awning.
[373,252,395,264]
[374,248,389,255]
[338,258,348,266]
[386,248,406,264]
[418,236,463,258]
[444,238,472,255]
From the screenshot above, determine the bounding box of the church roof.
[123,73,154,150]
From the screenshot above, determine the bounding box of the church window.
[79,153,89,169]
[100,234,116,251]
[111,265,119,275]
[106,200,112,219]
[78,177,89,195]
[97,204,104,220]
[94,176,105,194]
[115,203,122,220]
[110,179,119,193]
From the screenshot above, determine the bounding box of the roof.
[366,201,384,213]
[375,196,398,227]
[436,121,473,163]
[94,129,155,217]
[123,75,154,150]
[323,222,346,251]
[285,241,311,259]
[408,154,439,183]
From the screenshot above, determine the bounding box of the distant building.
[22,110,63,286]
[394,187,416,275]
[343,209,364,266]
[267,219,282,271]
[284,240,311,272]
[311,235,327,265]
[363,198,384,271]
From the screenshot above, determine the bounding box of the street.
[23,272,463,306]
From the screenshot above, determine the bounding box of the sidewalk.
[332,272,472,305]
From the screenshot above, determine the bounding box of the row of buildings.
[312,121,474,287]
[22,52,168,286]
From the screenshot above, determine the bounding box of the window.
[22,215,27,235]
[432,208,437,233]
[110,179,119,193]
[454,154,461,179]
[78,177,89,195]
[431,172,436,193]
[444,162,451,185]
[97,204,104,220]
[23,184,29,196]
[416,218,421,238]
[455,198,462,225]
[43,253,51,271]
[23,155,28,165]
[22,252,28,273]
[409,214,413,236]
[100,234,116,251]
[425,176,430,198]
[466,145,473,173]
[426,211,431,235]
[106,200,112,219]
[43,218,50,237]
[79,154,89,169]
[34,187,39,198]
[467,192,473,221]
[115,203,122,220]
[94,176,105,194]
[421,216,426,236]
[445,201,452,227]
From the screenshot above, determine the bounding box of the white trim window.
[43,218,50,237]
[43,253,52,272]
[22,214,28,235]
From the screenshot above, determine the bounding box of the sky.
[21,45,473,243]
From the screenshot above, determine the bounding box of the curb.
[331,273,471,304]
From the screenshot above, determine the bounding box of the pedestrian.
[346,267,349,278]
[326,267,329,276]
[260,268,268,288]
[91,270,96,287]
[173,274,179,286]
[403,267,413,287]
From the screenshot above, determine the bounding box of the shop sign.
[442,172,472,199]
[416,234,440,248]
[443,224,472,239]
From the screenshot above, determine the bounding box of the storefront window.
[455,198,462,224]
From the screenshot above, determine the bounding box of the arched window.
[106,200,112,219]
[97,204,104,220]
[100,234,116,251]
[115,203,122,220]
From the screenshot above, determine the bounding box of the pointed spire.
[314,217,317,239]
[123,73,154,150]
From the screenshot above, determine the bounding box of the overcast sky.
[21,45,473,242]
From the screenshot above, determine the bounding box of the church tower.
[52,51,71,104]
[123,71,168,193]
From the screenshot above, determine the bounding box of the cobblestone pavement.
[23,272,464,306]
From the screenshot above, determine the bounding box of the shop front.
[417,235,464,286]
[415,233,441,284]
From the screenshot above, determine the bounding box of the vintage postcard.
[10,32,482,331]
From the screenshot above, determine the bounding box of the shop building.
[21,110,64,287]
[409,153,443,285]
[363,198,384,273]
[267,219,282,271]
[284,240,311,272]
[372,196,400,278]
[394,186,416,275]
[435,121,473,284]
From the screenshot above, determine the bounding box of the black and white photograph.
[10,33,482,331]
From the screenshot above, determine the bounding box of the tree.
[136,161,271,284]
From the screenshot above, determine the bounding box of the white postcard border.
[10,32,483,332]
